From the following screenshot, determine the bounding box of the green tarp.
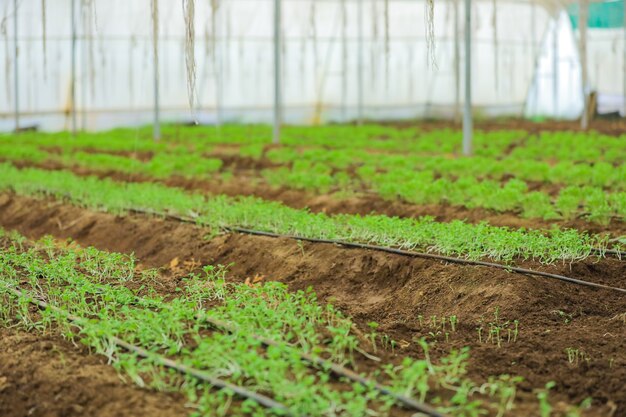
[568,0,624,29]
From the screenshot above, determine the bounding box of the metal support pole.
[81,3,87,131]
[71,0,77,136]
[357,0,364,125]
[462,0,472,156]
[151,0,160,141]
[272,0,281,144]
[580,0,589,129]
[531,4,536,63]
[12,0,19,133]
[341,0,347,120]
[622,2,626,117]
[522,3,539,117]
[453,0,460,123]
[552,12,559,117]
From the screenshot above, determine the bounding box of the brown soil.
[388,118,626,137]
[41,146,155,162]
[9,158,626,237]
[0,328,188,417]
[0,193,625,416]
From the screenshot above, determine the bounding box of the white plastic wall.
[1,0,556,131]
[586,27,626,115]
[526,11,584,119]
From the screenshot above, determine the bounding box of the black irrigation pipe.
[5,287,292,415]
[9,188,626,260]
[9,189,626,295]
[126,208,626,295]
[129,209,626,297]
[590,247,622,257]
[227,226,626,295]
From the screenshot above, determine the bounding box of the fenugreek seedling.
[565,348,590,366]
[428,330,442,342]
[379,334,396,352]
[480,308,519,348]
[449,315,458,332]
[536,381,556,417]
[367,321,379,352]
[565,398,592,417]
[296,240,306,257]
[552,309,573,324]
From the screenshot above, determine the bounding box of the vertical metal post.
[81,3,87,131]
[453,0,460,123]
[580,0,589,129]
[462,0,472,156]
[151,0,160,141]
[13,0,19,133]
[552,12,559,117]
[341,0,347,120]
[624,0,626,116]
[272,0,281,144]
[71,0,77,136]
[531,4,536,62]
[357,0,364,125]
[526,3,538,115]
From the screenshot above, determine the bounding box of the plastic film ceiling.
[0,0,623,131]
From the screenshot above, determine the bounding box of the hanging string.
[41,0,47,77]
[425,0,437,68]
[183,0,197,123]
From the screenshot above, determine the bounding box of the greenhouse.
[0,1,625,416]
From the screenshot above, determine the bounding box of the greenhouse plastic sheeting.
[0,0,622,131]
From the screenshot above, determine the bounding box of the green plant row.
[0,230,524,416]
[264,146,626,191]
[3,138,626,225]
[263,162,626,224]
[0,142,223,179]
[6,123,626,163]
[0,124,522,156]
[0,163,611,263]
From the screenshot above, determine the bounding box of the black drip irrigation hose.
[14,189,626,259]
[6,287,292,414]
[126,208,626,295]
[590,247,623,257]
[228,227,626,295]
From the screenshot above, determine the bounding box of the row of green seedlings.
[564,347,618,370]
[8,123,626,164]
[416,314,459,344]
[7,126,624,193]
[6,137,626,226]
[0,231,526,417]
[407,309,519,348]
[0,162,611,264]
